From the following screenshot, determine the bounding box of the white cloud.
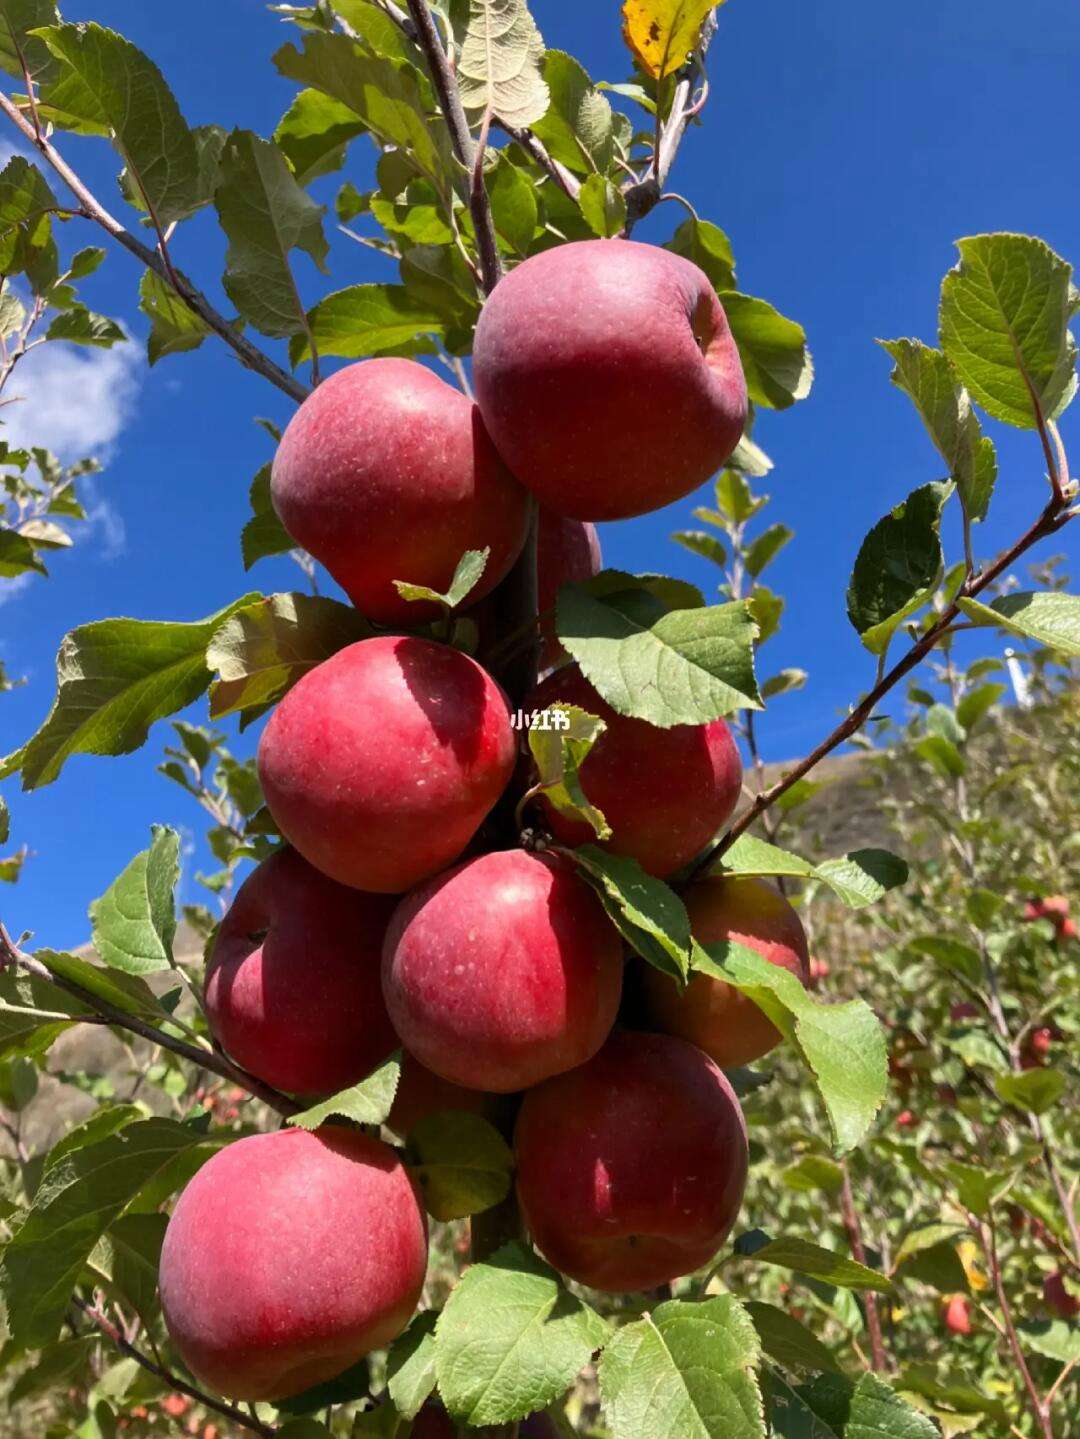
[0,140,28,169]
[0,572,33,608]
[1,339,144,561]
[1,339,143,461]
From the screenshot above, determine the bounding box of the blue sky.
[2,0,1078,949]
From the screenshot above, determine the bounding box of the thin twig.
[404,0,502,296]
[840,1163,887,1371]
[72,1297,276,1439]
[0,922,300,1118]
[0,87,309,403]
[624,14,718,234]
[979,1215,1053,1439]
[497,121,581,200]
[691,491,1074,874]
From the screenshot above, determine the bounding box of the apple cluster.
[158,240,812,1406]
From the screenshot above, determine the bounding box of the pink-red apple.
[382,849,623,1092]
[528,665,742,877]
[473,239,747,521]
[642,875,810,1067]
[1044,1270,1079,1319]
[205,847,398,1095]
[386,1049,493,1138]
[942,1294,972,1335]
[271,359,528,625]
[514,1030,748,1292]
[159,1127,427,1401]
[258,636,515,893]
[537,508,601,669]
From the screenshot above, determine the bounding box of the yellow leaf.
[621,0,721,80]
[957,1238,990,1293]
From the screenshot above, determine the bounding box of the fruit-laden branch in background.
[0,88,310,404]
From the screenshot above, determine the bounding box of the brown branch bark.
[691,491,1074,876]
[404,0,503,297]
[0,89,310,404]
[0,923,301,1118]
[72,1297,276,1438]
[979,1215,1053,1439]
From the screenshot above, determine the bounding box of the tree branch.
[72,1296,277,1439]
[978,1215,1053,1439]
[497,121,581,201]
[404,0,503,296]
[624,14,718,234]
[0,88,310,404]
[840,1162,887,1372]
[690,490,1075,875]
[0,922,301,1118]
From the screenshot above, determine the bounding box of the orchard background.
[0,1,1077,1437]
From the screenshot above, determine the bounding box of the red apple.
[204,848,398,1096]
[473,239,747,521]
[271,359,528,625]
[1043,1270,1079,1319]
[528,665,742,878]
[514,1030,748,1292]
[382,849,623,1092]
[258,636,515,893]
[537,508,602,669]
[159,1127,427,1401]
[642,876,810,1067]
[386,1049,493,1138]
[942,1294,972,1335]
[949,1002,979,1022]
[896,1110,916,1129]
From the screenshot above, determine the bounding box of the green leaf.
[780,1155,845,1195]
[925,702,964,744]
[904,934,982,984]
[291,282,445,364]
[436,1242,609,1426]
[718,834,908,910]
[87,1212,167,1333]
[0,526,47,578]
[955,681,1005,732]
[744,1301,841,1374]
[693,940,887,1152]
[394,548,490,610]
[761,668,807,700]
[721,292,813,410]
[242,463,293,569]
[274,87,366,185]
[572,845,692,982]
[893,1222,968,1269]
[274,32,451,193]
[207,591,370,720]
[35,23,200,224]
[715,469,765,524]
[0,1118,208,1346]
[880,338,997,523]
[739,1236,892,1293]
[939,233,1078,427]
[846,481,952,655]
[530,49,613,175]
[9,1336,98,1403]
[138,269,211,365]
[956,591,1080,657]
[0,969,92,1060]
[528,703,610,841]
[88,826,179,976]
[37,949,178,1026]
[666,218,736,292]
[276,1361,373,1418]
[45,304,125,348]
[288,1051,401,1130]
[0,154,58,278]
[457,0,549,129]
[914,733,966,778]
[387,1312,439,1420]
[488,154,538,254]
[599,1294,764,1439]
[558,585,760,725]
[932,1160,1017,1218]
[13,593,260,790]
[994,1068,1065,1116]
[579,172,626,237]
[673,529,728,567]
[214,129,328,341]
[1016,1318,1080,1365]
[745,523,793,578]
[407,1111,513,1221]
[0,0,62,85]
